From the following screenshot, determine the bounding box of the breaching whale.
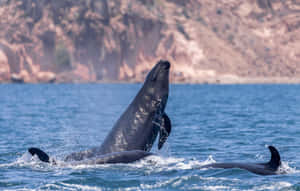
[28,60,171,164]
[200,146,283,175]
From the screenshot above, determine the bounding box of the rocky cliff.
[0,0,300,83]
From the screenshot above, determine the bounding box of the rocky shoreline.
[3,76,300,84]
[1,0,300,84]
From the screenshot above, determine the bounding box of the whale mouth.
[148,61,169,82]
[159,60,170,70]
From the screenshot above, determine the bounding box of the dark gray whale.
[200,146,283,175]
[28,60,171,164]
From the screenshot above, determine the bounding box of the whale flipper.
[28,147,50,163]
[158,113,171,150]
[76,150,153,165]
[265,146,281,171]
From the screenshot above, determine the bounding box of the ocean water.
[0,84,300,191]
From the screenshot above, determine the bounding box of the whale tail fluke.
[28,147,50,163]
[266,146,281,171]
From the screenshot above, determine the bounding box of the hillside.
[0,0,300,83]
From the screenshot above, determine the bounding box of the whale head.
[135,60,170,151]
[97,60,171,155]
[141,60,170,112]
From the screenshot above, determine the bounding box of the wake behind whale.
[28,60,171,165]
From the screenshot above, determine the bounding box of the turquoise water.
[1,84,300,190]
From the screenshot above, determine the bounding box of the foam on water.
[0,152,38,168]
[9,151,298,176]
[1,151,209,179]
[251,181,293,191]
[278,161,298,174]
[3,181,296,191]
[2,152,299,191]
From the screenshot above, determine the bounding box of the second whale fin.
[266,146,281,171]
[28,147,50,163]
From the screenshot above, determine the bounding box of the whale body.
[200,146,283,175]
[28,60,171,164]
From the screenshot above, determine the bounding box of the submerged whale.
[200,146,283,175]
[28,60,171,164]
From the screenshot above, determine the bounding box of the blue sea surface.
[1,84,300,190]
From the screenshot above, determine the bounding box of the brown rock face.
[0,0,300,83]
[0,49,10,81]
[36,71,56,83]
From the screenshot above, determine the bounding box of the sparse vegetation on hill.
[0,0,300,83]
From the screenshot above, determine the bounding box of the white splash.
[6,151,299,177]
[251,181,292,191]
[277,161,298,174]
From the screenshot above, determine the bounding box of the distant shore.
[2,77,300,84]
[191,77,300,84]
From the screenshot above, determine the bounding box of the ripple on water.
[1,84,300,190]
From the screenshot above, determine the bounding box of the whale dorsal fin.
[158,113,172,150]
[266,146,281,170]
[28,147,50,163]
